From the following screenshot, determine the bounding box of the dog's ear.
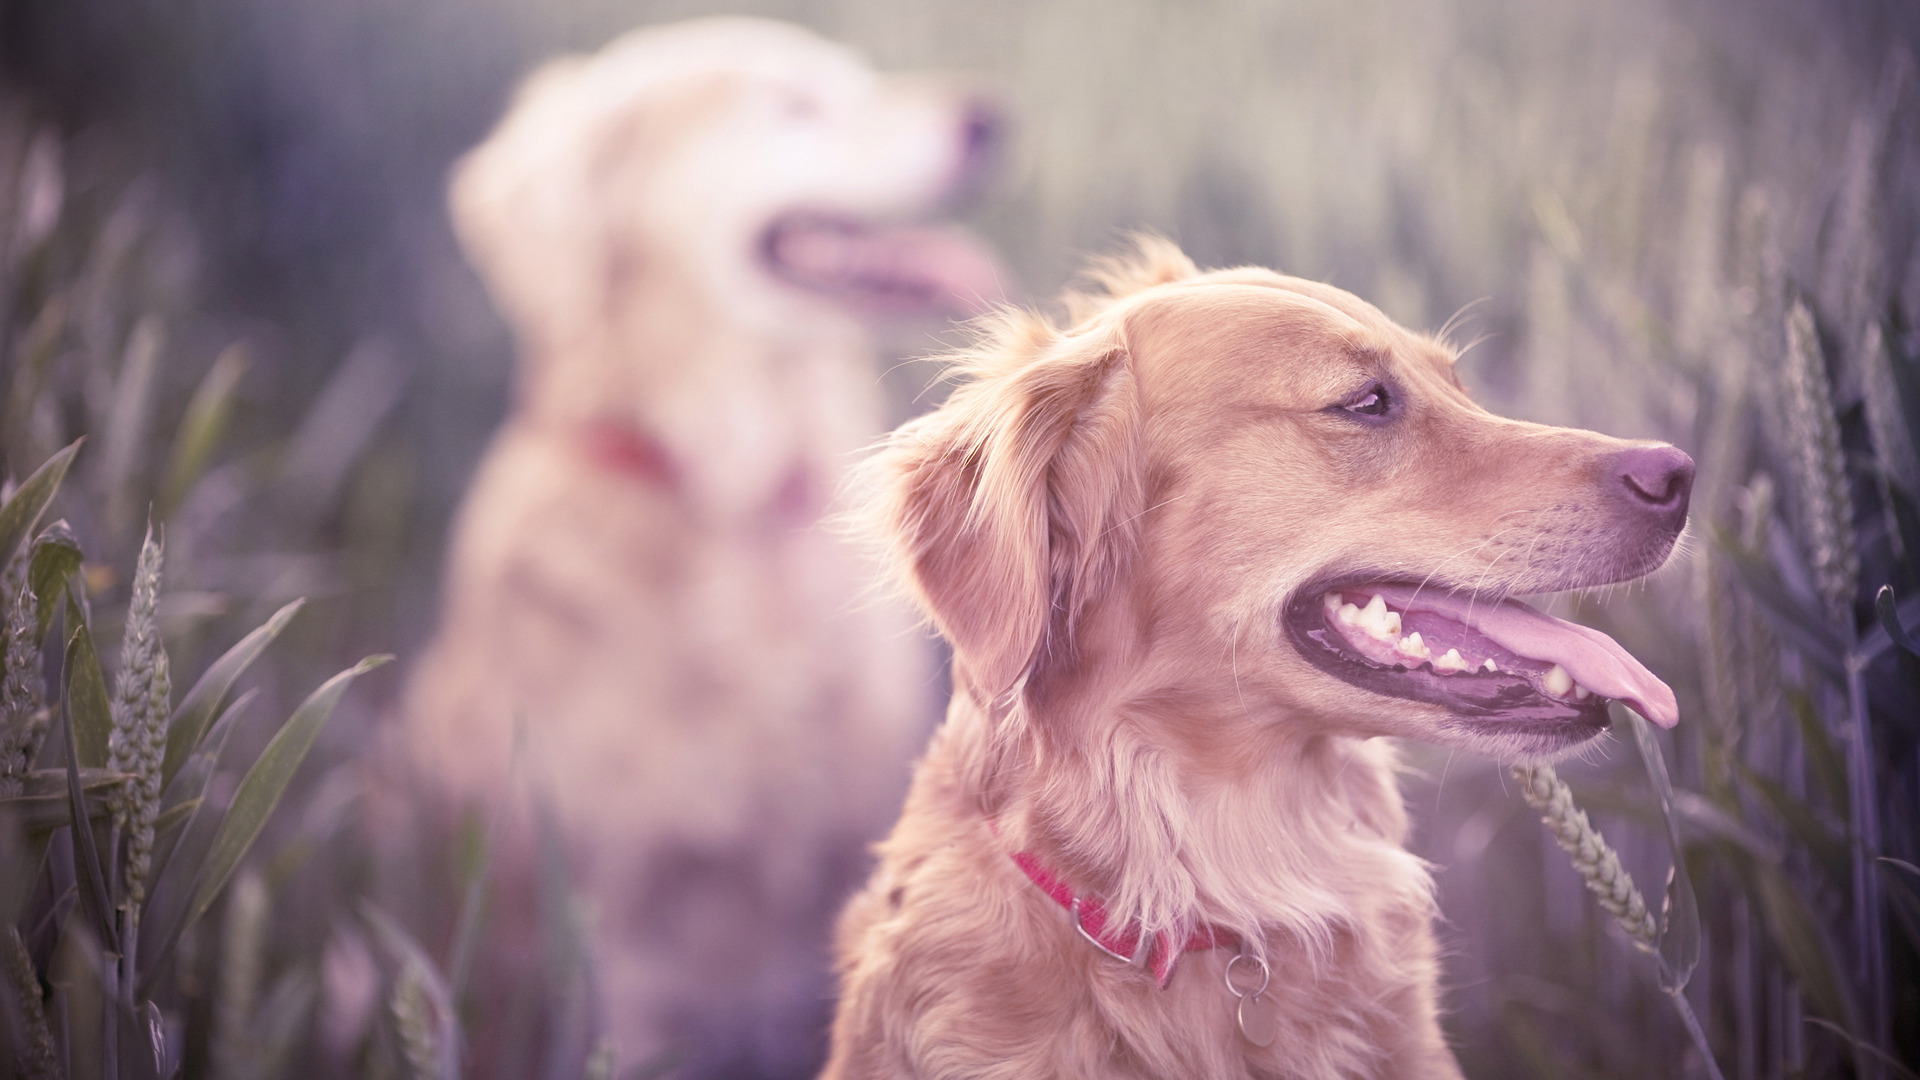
[867,314,1144,704]
[448,56,606,358]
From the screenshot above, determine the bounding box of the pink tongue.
[771,221,1006,316]
[1371,585,1679,728]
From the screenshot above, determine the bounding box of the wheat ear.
[1512,763,1658,949]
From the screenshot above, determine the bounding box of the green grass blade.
[1873,585,1919,658]
[0,768,128,833]
[0,439,82,571]
[172,656,389,961]
[1713,527,1846,680]
[1804,1018,1919,1080]
[160,688,255,815]
[62,707,119,954]
[1783,687,1850,812]
[26,521,81,646]
[1735,761,1851,885]
[1622,706,1700,993]
[64,600,113,769]
[160,598,304,789]
[136,693,251,991]
[1878,857,1920,954]
[1750,858,1859,1034]
[157,343,247,522]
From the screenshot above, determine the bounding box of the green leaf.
[1783,688,1849,813]
[1804,1018,1919,1080]
[160,598,305,789]
[1735,762,1851,886]
[162,656,389,972]
[1879,857,1920,954]
[1713,527,1845,680]
[1872,585,1919,658]
[160,688,255,816]
[62,708,118,954]
[0,767,128,833]
[138,694,251,986]
[1622,705,1699,993]
[0,439,81,572]
[26,520,81,646]
[157,344,247,522]
[0,767,130,802]
[64,600,112,769]
[150,797,199,838]
[1750,858,1858,1033]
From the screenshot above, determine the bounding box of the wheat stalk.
[1780,299,1859,628]
[1511,763,1658,949]
[106,525,170,908]
[1,561,47,798]
[390,959,440,1080]
[582,1037,618,1080]
[4,926,59,1080]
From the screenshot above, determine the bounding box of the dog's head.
[451,17,1004,357]
[865,239,1691,762]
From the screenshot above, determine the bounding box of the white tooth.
[1356,595,1402,641]
[1324,592,1343,613]
[1574,684,1591,700]
[1544,664,1573,697]
[1435,648,1469,673]
[1483,658,1498,673]
[1395,631,1430,660]
[1338,602,1362,627]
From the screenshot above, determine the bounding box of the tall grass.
[3,0,1918,1076]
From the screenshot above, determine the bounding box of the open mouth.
[759,213,1002,317]
[1283,578,1678,739]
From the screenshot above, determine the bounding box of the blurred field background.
[2,0,1918,1076]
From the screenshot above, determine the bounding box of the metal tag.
[1237,991,1278,1047]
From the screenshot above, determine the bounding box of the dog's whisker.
[1435,296,1492,350]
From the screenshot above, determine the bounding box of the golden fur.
[825,239,1690,1078]
[401,18,1000,1075]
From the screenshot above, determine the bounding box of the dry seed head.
[1780,300,1859,627]
[582,1038,617,1080]
[1860,321,1918,498]
[390,959,439,1080]
[1,562,47,798]
[1513,764,1658,950]
[107,526,171,906]
[4,927,59,1080]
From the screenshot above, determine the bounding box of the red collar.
[578,420,680,490]
[1007,845,1238,988]
[571,422,818,525]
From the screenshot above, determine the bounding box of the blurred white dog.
[403,18,1003,1077]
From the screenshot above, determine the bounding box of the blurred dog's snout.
[952,99,1005,195]
[960,101,1003,161]
[1614,444,1695,525]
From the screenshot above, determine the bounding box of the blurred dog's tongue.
[769,219,1005,316]
[1372,585,1679,728]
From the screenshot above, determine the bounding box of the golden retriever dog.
[825,239,1690,1079]
[401,17,1004,1077]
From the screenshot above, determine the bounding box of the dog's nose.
[959,100,1004,165]
[950,99,1005,198]
[1614,445,1695,520]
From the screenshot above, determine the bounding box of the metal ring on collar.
[1071,897,1136,963]
[1224,951,1271,998]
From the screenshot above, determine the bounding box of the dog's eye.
[1339,383,1392,417]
